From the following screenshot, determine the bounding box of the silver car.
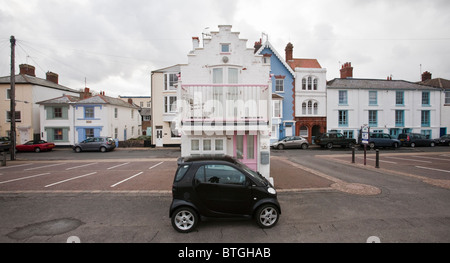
[271,136,309,150]
[73,137,116,152]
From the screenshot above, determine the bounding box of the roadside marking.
[0,163,33,170]
[356,156,397,164]
[415,166,450,174]
[149,161,164,170]
[413,156,450,161]
[107,162,130,170]
[24,163,67,171]
[44,172,97,187]
[66,162,98,170]
[0,173,51,185]
[110,172,144,188]
[386,156,431,163]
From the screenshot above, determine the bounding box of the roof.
[0,74,79,94]
[255,41,295,76]
[327,78,438,90]
[287,58,322,69]
[37,94,140,109]
[420,78,450,90]
[151,64,184,73]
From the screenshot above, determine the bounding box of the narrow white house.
[176,25,273,181]
[38,89,141,146]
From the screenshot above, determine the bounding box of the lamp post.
[10,35,16,161]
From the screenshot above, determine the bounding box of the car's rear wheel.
[100,146,107,152]
[172,207,198,233]
[255,204,279,228]
[277,144,284,150]
[34,147,41,153]
[410,142,416,148]
[326,142,333,149]
[301,143,308,150]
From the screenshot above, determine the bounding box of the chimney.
[82,87,91,99]
[254,38,262,53]
[192,37,199,49]
[422,71,432,81]
[46,71,59,84]
[19,64,36,77]
[340,62,353,79]
[285,42,293,62]
[128,98,133,105]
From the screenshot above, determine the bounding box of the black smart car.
[170,155,281,233]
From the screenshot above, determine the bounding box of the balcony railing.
[178,84,271,132]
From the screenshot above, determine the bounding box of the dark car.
[170,155,281,233]
[16,140,55,153]
[434,134,450,146]
[398,133,435,147]
[358,133,401,149]
[271,136,309,150]
[0,137,11,152]
[73,136,116,152]
[314,132,356,149]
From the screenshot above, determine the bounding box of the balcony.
[178,84,271,133]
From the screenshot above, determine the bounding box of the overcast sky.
[1,0,449,97]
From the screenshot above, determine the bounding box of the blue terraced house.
[255,39,296,143]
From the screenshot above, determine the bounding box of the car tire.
[100,146,107,152]
[348,142,355,149]
[369,142,375,149]
[430,142,435,147]
[277,144,284,150]
[34,147,41,153]
[74,147,82,153]
[393,142,399,149]
[255,204,279,229]
[171,207,198,233]
[326,142,333,149]
[301,143,308,150]
[410,142,416,148]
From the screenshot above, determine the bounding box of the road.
[0,146,449,243]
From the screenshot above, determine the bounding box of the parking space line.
[0,173,51,185]
[149,161,164,170]
[44,172,97,187]
[357,157,397,164]
[24,163,67,171]
[386,156,431,163]
[110,172,144,188]
[415,166,450,174]
[0,163,33,170]
[107,162,130,170]
[66,162,98,170]
[413,156,450,161]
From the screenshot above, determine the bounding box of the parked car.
[398,133,435,147]
[73,137,116,152]
[314,132,356,149]
[15,140,55,153]
[358,133,401,149]
[434,134,450,146]
[0,137,11,152]
[271,136,309,150]
[170,155,281,233]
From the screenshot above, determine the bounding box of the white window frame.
[190,138,226,155]
[164,95,177,113]
[164,73,178,91]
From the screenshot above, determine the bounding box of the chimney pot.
[340,62,353,79]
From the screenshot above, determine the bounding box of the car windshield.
[235,161,268,186]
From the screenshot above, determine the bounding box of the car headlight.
[267,187,276,194]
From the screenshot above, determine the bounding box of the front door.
[234,133,257,171]
[155,127,163,147]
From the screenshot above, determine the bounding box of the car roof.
[177,154,239,166]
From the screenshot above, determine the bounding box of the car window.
[175,164,190,182]
[383,134,390,139]
[199,164,246,186]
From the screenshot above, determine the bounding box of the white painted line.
[357,157,397,164]
[149,161,164,170]
[66,162,98,170]
[24,163,67,171]
[107,162,130,170]
[386,156,431,163]
[415,166,450,173]
[0,163,33,170]
[44,172,97,187]
[412,156,450,161]
[0,173,51,184]
[110,172,144,188]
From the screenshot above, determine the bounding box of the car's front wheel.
[171,207,198,233]
[74,147,82,153]
[255,204,279,229]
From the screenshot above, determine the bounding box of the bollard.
[375,149,380,168]
[352,147,355,163]
[1,151,6,166]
